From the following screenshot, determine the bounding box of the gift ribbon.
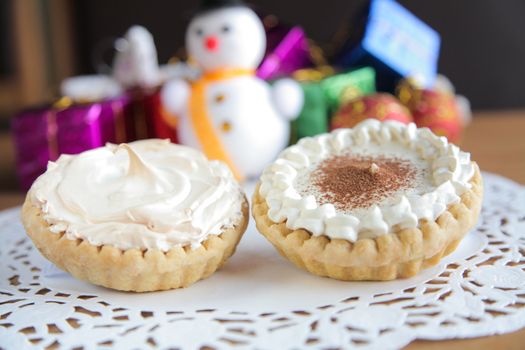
[340,85,362,104]
[47,97,76,160]
[189,69,253,181]
[292,65,334,82]
[292,39,334,82]
[46,110,59,161]
[110,100,127,144]
[396,77,424,107]
[134,93,150,140]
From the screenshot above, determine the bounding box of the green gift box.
[291,83,328,143]
[291,67,376,143]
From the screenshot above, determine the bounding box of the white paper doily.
[1,172,524,350]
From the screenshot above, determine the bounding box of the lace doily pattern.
[1,173,524,350]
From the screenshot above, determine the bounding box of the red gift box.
[131,88,178,143]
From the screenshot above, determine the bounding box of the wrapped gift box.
[257,15,312,80]
[136,88,178,143]
[336,0,440,91]
[291,67,376,143]
[291,82,329,143]
[12,96,133,191]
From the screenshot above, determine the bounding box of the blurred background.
[1,0,525,192]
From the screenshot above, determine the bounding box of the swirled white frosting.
[29,139,244,251]
[259,119,475,242]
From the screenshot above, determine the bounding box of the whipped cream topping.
[259,119,475,242]
[29,139,244,251]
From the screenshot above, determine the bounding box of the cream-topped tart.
[253,119,483,280]
[22,139,248,291]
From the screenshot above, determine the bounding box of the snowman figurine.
[162,0,303,180]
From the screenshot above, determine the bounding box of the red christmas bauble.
[330,93,413,130]
[411,90,462,143]
[397,80,463,144]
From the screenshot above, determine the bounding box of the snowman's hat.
[192,0,248,17]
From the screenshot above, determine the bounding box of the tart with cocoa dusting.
[253,119,483,280]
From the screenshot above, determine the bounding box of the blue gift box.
[338,0,440,91]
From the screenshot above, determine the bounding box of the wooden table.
[1,112,524,349]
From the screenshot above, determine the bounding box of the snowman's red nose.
[205,36,219,51]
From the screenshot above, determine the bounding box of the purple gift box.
[12,95,133,191]
[257,24,312,80]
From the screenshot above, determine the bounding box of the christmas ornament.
[330,93,412,130]
[161,0,303,180]
[397,77,465,143]
[408,89,462,143]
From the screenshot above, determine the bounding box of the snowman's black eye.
[221,25,230,33]
[195,28,204,36]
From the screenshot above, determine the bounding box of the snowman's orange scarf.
[189,68,254,181]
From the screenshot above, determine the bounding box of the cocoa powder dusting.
[309,154,417,210]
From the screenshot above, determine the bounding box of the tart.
[253,119,483,280]
[22,139,248,292]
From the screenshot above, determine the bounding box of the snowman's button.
[220,121,232,133]
[215,94,225,103]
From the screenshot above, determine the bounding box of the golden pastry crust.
[252,163,483,281]
[22,197,249,292]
